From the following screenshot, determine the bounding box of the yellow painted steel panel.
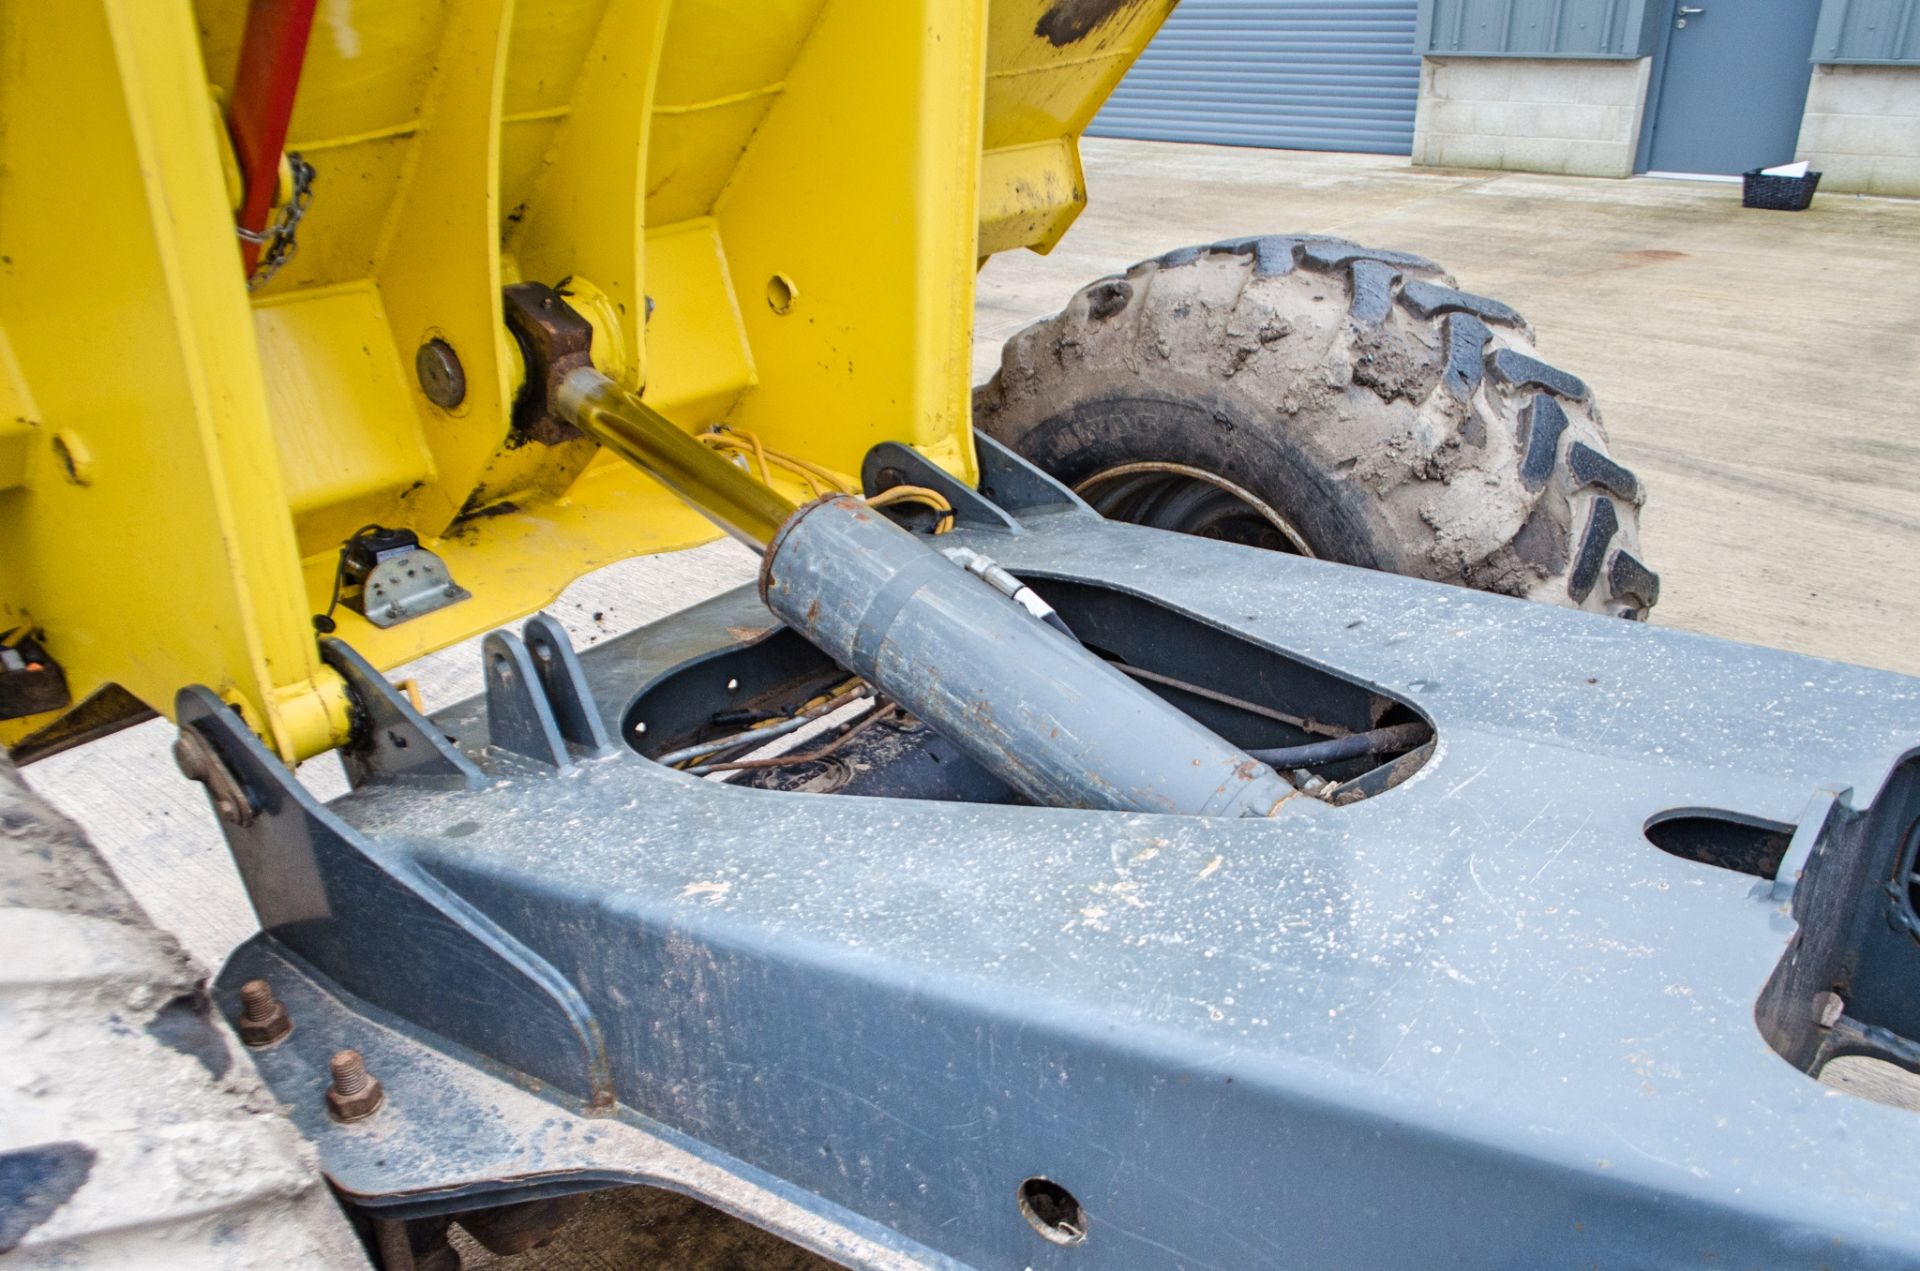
[510,0,668,390]
[0,0,1172,760]
[638,219,758,422]
[252,285,436,544]
[714,0,988,484]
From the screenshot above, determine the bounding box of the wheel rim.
[1073,462,1316,557]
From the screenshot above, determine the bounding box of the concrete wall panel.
[1796,64,1920,194]
[1413,56,1652,175]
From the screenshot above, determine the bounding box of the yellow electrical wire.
[695,426,953,532]
[698,426,851,499]
[867,484,954,534]
[783,676,866,721]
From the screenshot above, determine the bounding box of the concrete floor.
[24,140,1920,1266]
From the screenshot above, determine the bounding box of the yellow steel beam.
[0,0,348,761]
[510,0,669,393]
[375,0,518,537]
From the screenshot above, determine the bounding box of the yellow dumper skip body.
[0,0,1173,762]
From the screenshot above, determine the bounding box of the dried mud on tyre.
[974,234,1659,618]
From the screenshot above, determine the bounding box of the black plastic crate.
[1742,168,1822,211]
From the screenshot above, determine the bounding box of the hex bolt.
[236,978,292,1047]
[416,337,467,409]
[327,1048,386,1122]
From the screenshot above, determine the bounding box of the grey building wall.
[1796,65,1920,194]
[1089,0,1918,193]
[1412,0,1920,192]
[1812,0,1920,62]
[1413,57,1652,176]
[1417,0,1662,58]
[1412,0,1659,178]
[1798,0,1920,192]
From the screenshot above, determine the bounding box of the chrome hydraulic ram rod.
[551,365,1296,817]
[556,367,797,550]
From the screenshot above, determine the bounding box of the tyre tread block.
[1348,260,1400,325]
[1490,348,1589,402]
[1567,440,1643,505]
[1520,394,1569,492]
[1443,313,1490,400]
[1609,550,1662,609]
[1299,238,1444,275]
[1569,497,1620,603]
[1208,235,1304,276]
[1399,279,1525,329]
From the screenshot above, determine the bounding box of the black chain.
[239,153,315,291]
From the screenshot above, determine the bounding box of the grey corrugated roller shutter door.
[1089,0,1421,156]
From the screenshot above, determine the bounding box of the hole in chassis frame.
[1642,810,1795,878]
[1016,1176,1087,1246]
[624,579,1433,807]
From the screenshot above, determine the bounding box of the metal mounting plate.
[353,546,470,628]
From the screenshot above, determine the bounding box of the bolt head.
[327,1068,386,1123]
[237,999,292,1048]
[416,338,467,410]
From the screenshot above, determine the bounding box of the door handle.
[1676,5,1704,27]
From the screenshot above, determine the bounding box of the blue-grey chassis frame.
[191,442,1920,1269]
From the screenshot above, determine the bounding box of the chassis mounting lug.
[172,726,256,826]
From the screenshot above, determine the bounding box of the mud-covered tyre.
[973,235,1660,618]
[0,758,365,1266]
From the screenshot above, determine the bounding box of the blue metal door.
[1089,0,1421,156]
[1645,0,1823,173]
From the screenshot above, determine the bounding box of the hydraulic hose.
[1248,721,1432,771]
